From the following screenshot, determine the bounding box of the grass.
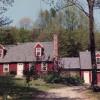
[0,76,42,99]
[15,78,66,91]
[0,76,65,100]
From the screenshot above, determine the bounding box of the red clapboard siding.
[35,63,41,72]
[89,71,92,83]
[24,63,29,71]
[0,64,3,75]
[80,71,91,83]
[47,63,54,71]
[9,63,17,72]
[80,71,84,79]
[97,72,100,84]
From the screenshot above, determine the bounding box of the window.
[41,62,47,71]
[97,58,100,64]
[3,64,9,72]
[36,48,41,57]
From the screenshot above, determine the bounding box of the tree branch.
[69,0,89,17]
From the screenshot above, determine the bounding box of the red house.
[61,51,100,85]
[0,33,100,85]
[79,51,100,85]
[0,34,58,77]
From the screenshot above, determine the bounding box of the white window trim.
[96,58,100,64]
[41,62,47,71]
[36,48,41,57]
[29,63,32,71]
[3,64,9,72]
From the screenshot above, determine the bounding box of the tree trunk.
[88,0,97,86]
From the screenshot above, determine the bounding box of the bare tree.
[43,0,100,86]
[19,17,33,29]
[0,0,14,26]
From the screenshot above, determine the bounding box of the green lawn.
[0,76,65,100]
[15,78,66,91]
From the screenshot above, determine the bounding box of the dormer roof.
[34,42,43,48]
[0,42,53,63]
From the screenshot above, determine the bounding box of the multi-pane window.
[36,48,41,57]
[96,58,100,64]
[3,64,9,72]
[41,62,47,71]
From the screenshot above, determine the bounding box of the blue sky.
[5,0,49,26]
[5,0,100,29]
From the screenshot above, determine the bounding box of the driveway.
[33,86,93,100]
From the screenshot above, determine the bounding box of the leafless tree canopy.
[0,0,14,26]
[43,0,100,16]
[19,17,33,29]
[43,0,100,86]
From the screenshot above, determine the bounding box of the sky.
[5,0,49,26]
[5,0,100,30]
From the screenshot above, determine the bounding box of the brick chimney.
[53,34,58,58]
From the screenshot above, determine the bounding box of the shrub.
[10,71,16,76]
[44,73,62,83]
[23,70,29,76]
[62,76,84,85]
[44,73,83,85]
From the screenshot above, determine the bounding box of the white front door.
[84,71,90,84]
[17,63,24,77]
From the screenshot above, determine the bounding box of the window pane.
[41,63,47,71]
[97,58,100,64]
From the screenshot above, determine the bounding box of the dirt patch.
[34,86,94,100]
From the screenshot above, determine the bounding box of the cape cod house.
[0,34,58,77]
[0,33,100,85]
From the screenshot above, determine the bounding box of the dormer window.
[96,58,100,64]
[96,53,100,64]
[34,43,44,58]
[36,47,42,57]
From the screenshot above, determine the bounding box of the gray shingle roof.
[79,51,92,69]
[80,51,100,69]
[61,57,80,69]
[0,42,53,63]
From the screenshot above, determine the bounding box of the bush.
[62,76,84,85]
[23,70,29,76]
[44,73,62,83]
[44,73,83,85]
[10,71,16,76]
